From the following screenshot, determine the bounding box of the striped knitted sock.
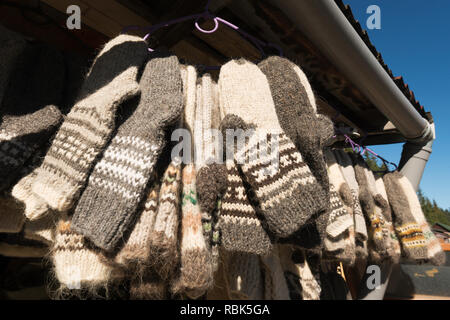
[31,35,148,213]
[172,66,214,298]
[71,53,183,252]
[353,155,390,263]
[218,59,326,238]
[383,172,428,262]
[334,150,368,260]
[0,44,63,191]
[375,176,401,262]
[148,158,182,280]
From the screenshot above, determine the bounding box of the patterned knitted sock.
[218,59,326,238]
[374,176,401,263]
[0,44,63,191]
[0,25,26,107]
[397,174,445,266]
[323,149,355,265]
[31,35,148,212]
[334,150,368,260]
[258,56,333,203]
[352,155,390,263]
[172,65,214,298]
[148,158,182,280]
[383,172,428,262]
[72,53,183,251]
[219,159,273,255]
[52,214,122,292]
[113,181,159,268]
[260,246,291,300]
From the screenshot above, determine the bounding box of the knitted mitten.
[353,155,390,263]
[148,158,182,279]
[31,35,148,212]
[113,181,159,268]
[375,176,401,263]
[0,25,26,107]
[218,59,326,238]
[52,214,122,291]
[72,53,183,251]
[323,149,356,265]
[0,44,63,191]
[334,150,368,260]
[172,66,214,298]
[260,246,291,300]
[258,56,333,203]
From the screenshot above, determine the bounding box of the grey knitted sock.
[0,25,27,107]
[258,56,333,203]
[72,53,184,252]
[0,44,63,191]
[219,59,327,238]
[31,35,148,213]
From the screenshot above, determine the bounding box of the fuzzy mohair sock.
[72,53,183,252]
[0,43,63,191]
[218,59,326,238]
[148,158,182,280]
[260,246,291,300]
[375,176,401,263]
[323,149,355,265]
[0,25,27,107]
[384,172,445,265]
[172,65,214,298]
[52,214,122,291]
[113,181,159,268]
[352,155,390,263]
[258,56,333,205]
[333,150,368,260]
[30,35,148,213]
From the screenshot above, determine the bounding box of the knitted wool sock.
[52,214,122,292]
[352,155,390,263]
[72,53,183,251]
[31,35,148,213]
[0,25,26,107]
[333,150,368,259]
[172,65,214,298]
[260,246,291,300]
[148,158,182,280]
[218,59,326,238]
[397,174,445,266]
[374,176,401,263]
[258,56,333,203]
[323,149,355,265]
[0,44,63,191]
[113,181,159,268]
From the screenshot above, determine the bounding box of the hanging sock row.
[0,31,444,300]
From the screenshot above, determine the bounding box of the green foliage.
[417,189,450,226]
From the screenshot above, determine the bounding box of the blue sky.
[345,0,450,209]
